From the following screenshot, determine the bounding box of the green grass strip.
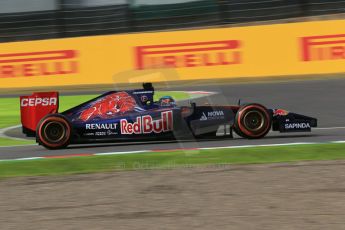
[1,143,345,178]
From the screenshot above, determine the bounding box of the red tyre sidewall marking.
[237,105,270,137]
[38,117,71,148]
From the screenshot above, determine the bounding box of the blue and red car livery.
[20,83,317,149]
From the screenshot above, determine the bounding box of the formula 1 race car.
[20,83,317,149]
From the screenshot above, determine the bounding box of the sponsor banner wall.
[0,19,344,88]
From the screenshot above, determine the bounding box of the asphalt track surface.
[1,77,345,160]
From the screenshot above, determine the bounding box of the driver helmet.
[159,96,176,107]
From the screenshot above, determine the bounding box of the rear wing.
[20,92,59,136]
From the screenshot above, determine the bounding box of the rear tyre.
[234,104,271,139]
[36,114,71,149]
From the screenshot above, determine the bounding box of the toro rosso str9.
[20,83,317,149]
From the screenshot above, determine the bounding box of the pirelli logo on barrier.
[0,50,78,78]
[134,40,241,70]
[301,34,345,62]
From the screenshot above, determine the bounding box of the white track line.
[0,125,29,141]
[15,157,44,161]
[314,126,345,130]
[331,141,345,143]
[0,157,43,162]
[0,144,36,148]
[96,150,149,156]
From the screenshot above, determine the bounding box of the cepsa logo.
[0,50,78,78]
[20,97,57,107]
[121,111,173,134]
[134,40,241,70]
[301,34,345,62]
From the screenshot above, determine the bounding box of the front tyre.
[36,114,71,149]
[234,104,271,139]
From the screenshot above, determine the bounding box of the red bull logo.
[121,111,173,134]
